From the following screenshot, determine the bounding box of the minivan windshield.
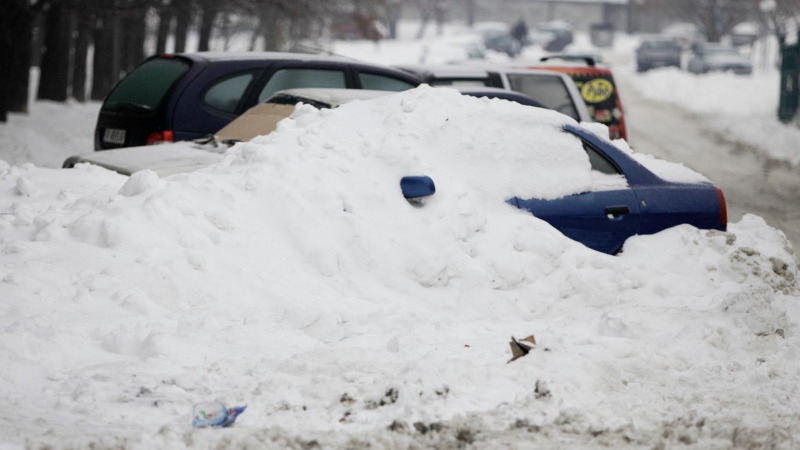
[102,57,190,112]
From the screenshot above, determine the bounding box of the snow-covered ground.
[1,24,800,450]
[0,99,100,169]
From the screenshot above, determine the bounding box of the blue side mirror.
[400,176,436,199]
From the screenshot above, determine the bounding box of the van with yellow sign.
[521,56,628,141]
[397,63,591,124]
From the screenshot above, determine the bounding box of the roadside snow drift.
[1,87,798,449]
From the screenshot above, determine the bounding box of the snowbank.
[0,87,798,449]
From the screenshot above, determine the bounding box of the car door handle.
[604,206,630,219]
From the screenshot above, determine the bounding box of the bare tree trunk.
[72,11,92,102]
[465,0,475,27]
[156,1,173,54]
[434,4,445,36]
[118,5,146,76]
[174,0,191,53]
[386,1,402,39]
[91,10,120,101]
[261,7,282,51]
[0,1,40,120]
[198,2,218,51]
[415,7,430,39]
[38,1,72,102]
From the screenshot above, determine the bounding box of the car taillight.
[146,130,174,145]
[716,187,727,229]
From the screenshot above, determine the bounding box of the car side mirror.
[400,176,436,199]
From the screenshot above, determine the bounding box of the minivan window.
[102,57,190,112]
[506,74,579,120]
[258,68,347,102]
[358,73,416,91]
[203,73,255,114]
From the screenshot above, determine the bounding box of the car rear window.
[102,57,190,112]
[258,68,347,102]
[506,74,579,120]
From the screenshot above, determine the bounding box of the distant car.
[662,22,705,49]
[537,22,574,52]
[484,33,521,57]
[729,22,759,47]
[636,37,682,72]
[70,87,728,255]
[589,23,615,48]
[687,44,753,75]
[94,52,422,150]
[395,64,591,122]
[520,57,629,141]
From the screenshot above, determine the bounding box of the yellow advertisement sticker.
[580,78,614,103]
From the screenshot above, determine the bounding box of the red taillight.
[146,130,174,145]
[716,187,728,229]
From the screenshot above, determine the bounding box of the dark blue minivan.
[95,52,422,150]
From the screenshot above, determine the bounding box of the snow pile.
[0,87,799,449]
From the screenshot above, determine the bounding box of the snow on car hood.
[0,87,798,449]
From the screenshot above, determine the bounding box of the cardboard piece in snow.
[215,103,296,144]
[508,335,537,363]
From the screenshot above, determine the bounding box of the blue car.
[404,124,727,255]
[95,52,422,150]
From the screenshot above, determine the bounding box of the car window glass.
[103,57,190,112]
[203,73,255,114]
[429,79,489,87]
[358,73,416,91]
[506,74,579,120]
[583,142,620,175]
[258,68,347,102]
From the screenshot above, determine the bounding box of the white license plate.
[103,128,126,145]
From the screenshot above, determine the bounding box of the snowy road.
[617,73,800,257]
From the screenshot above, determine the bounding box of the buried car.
[69,87,726,255]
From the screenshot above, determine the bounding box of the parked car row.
[95,52,421,150]
[73,49,726,256]
[636,33,753,75]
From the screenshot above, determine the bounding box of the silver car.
[636,37,682,72]
[687,44,753,75]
